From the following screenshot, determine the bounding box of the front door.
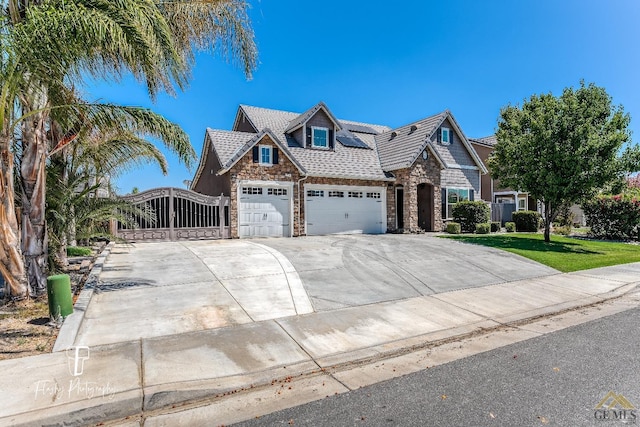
[417,183,433,231]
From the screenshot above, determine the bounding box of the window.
[259,145,272,165]
[348,191,363,198]
[267,188,287,196]
[312,126,329,148]
[441,188,470,219]
[518,197,527,211]
[367,192,381,199]
[307,190,324,197]
[441,127,451,145]
[328,191,344,198]
[242,187,263,195]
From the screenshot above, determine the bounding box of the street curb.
[53,242,115,352]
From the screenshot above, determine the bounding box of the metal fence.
[491,202,516,225]
[115,187,230,242]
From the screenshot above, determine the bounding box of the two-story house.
[191,102,486,238]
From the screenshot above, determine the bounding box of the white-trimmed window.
[328,191,344,198]
[518,197,527,211]
[442,188,470,219]
[312,126,329,148]
[259,145,272,165]
[367,192,381,199]
[348,191,363,198]
[441,127,451,145]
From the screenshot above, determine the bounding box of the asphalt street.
[236,307,640,427]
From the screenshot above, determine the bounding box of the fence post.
[218,194,225,236]
[169,187,175,240]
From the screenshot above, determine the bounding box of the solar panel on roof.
[343,123,378,135]
[336,131,371,149]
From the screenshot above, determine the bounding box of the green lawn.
[441,233,640,272]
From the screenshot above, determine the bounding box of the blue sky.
[84,0,640,193]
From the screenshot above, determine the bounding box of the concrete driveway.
[258,234,559,310]
[71,234,557,347]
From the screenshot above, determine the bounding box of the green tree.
[0,0,257,297]
[488,82,638,242]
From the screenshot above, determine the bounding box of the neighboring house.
[469,135,535,212]
[191,102,486,238]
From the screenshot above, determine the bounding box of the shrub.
[512,210,541,232]
[505,222,516,232]
[490,222,501,232]
[452,201,490,233]
[67,246,92,257]
[446,222,461,234]
[475,223,491,234]
[553,224,572,235]
[583,195,640,240]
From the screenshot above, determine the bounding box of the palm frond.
[156,0,257,77]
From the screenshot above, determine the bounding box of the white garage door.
[305,185,385,235]
[239,184,292,238]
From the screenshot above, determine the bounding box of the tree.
[488,82,638,242]
[46,100,192,269]
[0,0,257,297]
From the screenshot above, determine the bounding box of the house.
[191,102,486,238]
[469,135,535,212]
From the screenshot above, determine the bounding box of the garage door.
[239,184,292,238]
[305,185,385,235]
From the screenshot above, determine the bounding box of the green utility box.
[47,274,73,320]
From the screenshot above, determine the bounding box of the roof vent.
[390,131,397,140]
[409,124,420,134]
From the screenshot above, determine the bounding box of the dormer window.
[312,126,329,149]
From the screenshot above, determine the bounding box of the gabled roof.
[190,128,307,188]
[376,111,447,171]
[469,135,498,147]
[215,128,306,174]
[376,110,488,174]
[237,105,392,181]
[284,101,343,133]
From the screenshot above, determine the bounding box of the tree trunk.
[544,200,551,243]
[0,131,28,298]
[20,110,48,296]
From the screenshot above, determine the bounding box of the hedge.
[490,222,501,232]
[475,223,491,234]
[512,210,541,232]
[583,195,640,240]
[446,222,461,234]
[452,201,490,233]
[505,222,516,232]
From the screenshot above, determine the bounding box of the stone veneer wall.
[228,136,302,238]
[387,154,443,233]
[227,136,390,237]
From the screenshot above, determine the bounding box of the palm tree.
[0,0,257,297]
[46,99,192,268]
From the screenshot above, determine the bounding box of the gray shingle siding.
[441,168,480,194]
[432,118,476,167]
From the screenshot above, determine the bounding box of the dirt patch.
[0,243,105,360]
[0,299,58,360]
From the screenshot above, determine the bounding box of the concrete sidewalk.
[2,261,640,426]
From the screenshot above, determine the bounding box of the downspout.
[297,175,308,237]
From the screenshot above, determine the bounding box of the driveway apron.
[73,240,312,347]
